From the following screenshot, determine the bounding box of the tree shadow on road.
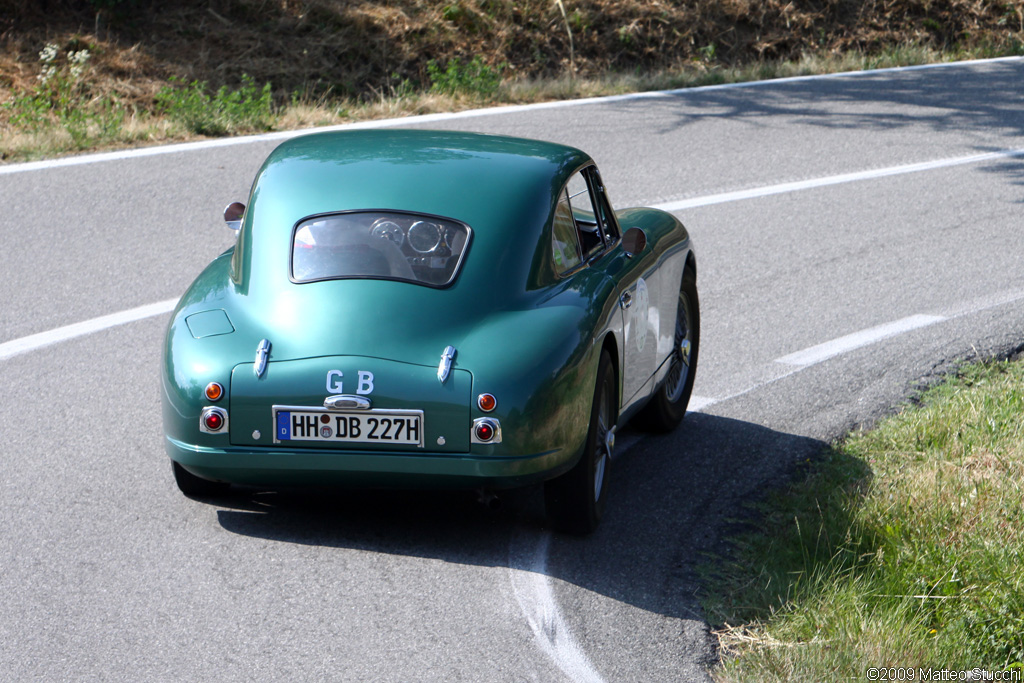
[645,60,1024,140]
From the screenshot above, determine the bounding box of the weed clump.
[426,56,504,98]
[155,74,274,136]
[3,41,125,150]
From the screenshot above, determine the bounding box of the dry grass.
[4,0,1022,104]
[1,0,1022,159]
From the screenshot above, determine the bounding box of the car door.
[566,167,659,410]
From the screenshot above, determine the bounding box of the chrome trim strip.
[438,345,457,384]
[323,395,372,411]
[254,338,271,378]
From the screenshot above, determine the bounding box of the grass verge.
[705,359,1024,680]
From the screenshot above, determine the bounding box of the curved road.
[2,57,1024,681]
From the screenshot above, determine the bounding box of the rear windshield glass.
[292,211,472,287]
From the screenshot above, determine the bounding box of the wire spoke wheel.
[633,266,699,432]
[594,375,616,501]
[664,291,693,403]
[545,350,616,533]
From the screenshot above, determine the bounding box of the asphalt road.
[2,57,1024,682]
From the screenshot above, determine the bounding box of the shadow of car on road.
[204,411,871,629]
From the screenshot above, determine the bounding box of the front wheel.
[544,350,616,534]
[634,266,699,432]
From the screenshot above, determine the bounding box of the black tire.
[172,461,230,498]
[634,266,699,432]
[544,350,616,534]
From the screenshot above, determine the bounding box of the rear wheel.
[172,461,230,498]
[634,267,699,432]
[545,350,616,534]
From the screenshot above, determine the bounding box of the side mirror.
[622,227,647,258]
[223,202,245,231]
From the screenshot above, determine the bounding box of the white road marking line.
[686,395,718,412]
[508,532,606,683]
[0,298,178,362]
[691,288,1024,411]
[1,56,1020,176]
[689,315,949,412]
[687,368,804,415]
[775,314,947,367]
[944,286,1024,318]
[652,148,1024,212]
[1,137,1019,363]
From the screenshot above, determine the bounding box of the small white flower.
[38,43,59,65]
[69,50,91,79]
[37,64,58,85]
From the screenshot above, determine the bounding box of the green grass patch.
[154,74,274,136]
[706,360,1024,680]
[426,56,505,98]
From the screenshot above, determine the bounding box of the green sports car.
[162,129,699,533]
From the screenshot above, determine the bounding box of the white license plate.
[273,407,424,447]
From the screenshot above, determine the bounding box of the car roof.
[252,129,590,222]
[236,129,593,295]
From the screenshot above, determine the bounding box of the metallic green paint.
[184,309,234,338]
[162,129,693,490]
[165,436,570,490]
[231,129,587,297]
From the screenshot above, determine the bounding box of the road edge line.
[0,298,178,362]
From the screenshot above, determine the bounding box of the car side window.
[551,188,582,274]
[566,171,606,259]
[586,168,620,244]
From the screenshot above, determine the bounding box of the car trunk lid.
[229,355,471,453]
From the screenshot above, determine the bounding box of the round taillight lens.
[205,382,224,401]
[475,421,495,442]
[477,393,497,412]
[204,411,224,432]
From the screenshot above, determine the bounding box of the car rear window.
[291,211,472,287]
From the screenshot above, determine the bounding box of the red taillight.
[204,411,224,431]
[471,417,501,444]
[475,421,495,442]
[205,382,223,401]
[477,393,497,412]
[201,407,227,433]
